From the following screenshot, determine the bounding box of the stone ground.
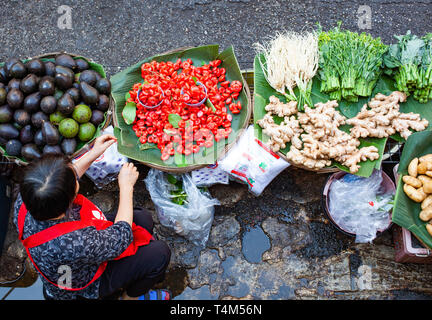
[1,0,432,300]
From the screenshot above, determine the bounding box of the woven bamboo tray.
[0,52,114,166]
[112,46,252,174]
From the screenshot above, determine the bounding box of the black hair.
[20,154,78,221]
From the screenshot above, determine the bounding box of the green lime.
[78,122,96,142]
[72,104,92,124]
[59,118,79,138]
[49,111,66,125]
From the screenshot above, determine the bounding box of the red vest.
[17,194,153,291]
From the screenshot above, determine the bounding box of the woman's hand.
[115,163,139,226]
[73,134,117,178]
[89,134,117,160]
[118,162,139,191]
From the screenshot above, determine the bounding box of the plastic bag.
[144,169,220,247]
[73,126,128,188]
[328,170,394,243]
[191,162,229,187]
[218,125,290,196]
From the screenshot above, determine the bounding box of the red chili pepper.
[126,59,244,160]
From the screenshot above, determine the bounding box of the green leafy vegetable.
[168,113,182,128]
[383,30,432,103]
[138,142,158,151]
[166,174,188,205]
[122,102,136,125]
[317,22,388,102]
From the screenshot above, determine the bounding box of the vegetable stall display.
[254,31,319,111]
[393,131,432,250]
[317,23,388,102]
[124,59,243,161]
[383,31,432,103]
[110,45,251,172]
[0,53,112,164]
[253,25,432,177]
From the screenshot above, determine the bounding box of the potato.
[424,181,432,194]
[418,175,432,185]
[408,157,419,177]
[417,161,432,174]
[402,175,422,188]
[426,171,432,177]
[420,207,432,222]
[426,224,432,237]
[421,195,432,210]
[419,187,428,199]
[404,184,427,202]
[419,154,432,163]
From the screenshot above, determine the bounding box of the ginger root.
[259,96,379,173]
[347,91,428,140]
[257,111,303,152]
[258,91,428,174]
[264,95,298,117]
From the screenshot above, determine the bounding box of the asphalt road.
[2,0,432,301]
[0,0,431,75]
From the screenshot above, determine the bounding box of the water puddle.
[174,285,218,300]
[241,225,270,263]
[0,277,43,300]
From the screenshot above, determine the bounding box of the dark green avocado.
[0,123,20,140]
[41,120,60,145]
[57,93,75,115]
[7,89,24,109]
[40,96,57,114]
[9,61,27,79]
[33,129,45,147]
[13,109,31,127]
[5,139,22,157]
[79,82,99,106]
[55,54,77,70]
[26,59,45,76]
[31,111,48,128]
[44,61,56,77]
[90,109,105,127]
[95,78,111,95]
[79,70,96,86]
[75,59,89,72]
[0,87,7,105]
[21,143,42,161]
[43,144,62,155]
[23,92,42,113]
[20,74,39,94]
[97,94,110,112]
[61,138,77,156]
[19,125,34,144]
[39,77,56,96]
[0,105,13,123]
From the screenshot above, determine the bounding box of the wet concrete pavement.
[1,0,432,300]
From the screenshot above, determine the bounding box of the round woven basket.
[251,94,340,174]
[0,51,114,166]
[112,46,252,174]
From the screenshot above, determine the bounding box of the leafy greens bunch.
[383,31,432,103]
[318,23,388,102]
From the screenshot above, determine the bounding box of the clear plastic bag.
[144,169,220,247]
[328,169,394,243]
